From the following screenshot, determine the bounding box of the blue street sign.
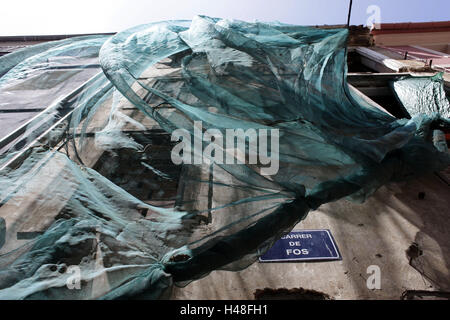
[259,229,341,262]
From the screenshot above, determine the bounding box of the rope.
[347,0,353,27]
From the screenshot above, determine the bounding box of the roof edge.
[372,21,450,35]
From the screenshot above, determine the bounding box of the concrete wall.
[172,174,450,300]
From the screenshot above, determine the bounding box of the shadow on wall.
[319,173,450,298]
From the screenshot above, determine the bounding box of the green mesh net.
[0,16,449,299]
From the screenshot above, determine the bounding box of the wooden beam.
[355,47,434,73]
[348,84,394,117]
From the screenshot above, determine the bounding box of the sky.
[0,0,449,36]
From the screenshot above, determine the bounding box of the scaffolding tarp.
[0,16,449,299]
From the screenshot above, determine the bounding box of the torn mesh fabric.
[0,16,449,299]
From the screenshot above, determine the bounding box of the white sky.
[1,0,449,36]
